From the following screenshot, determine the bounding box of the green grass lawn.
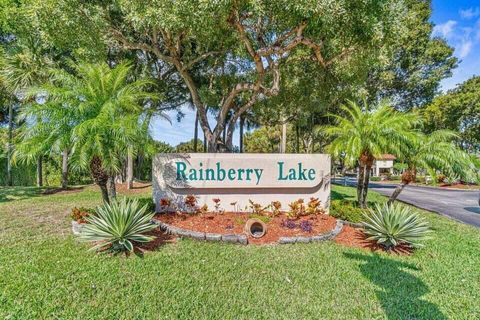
[0,184,479,319]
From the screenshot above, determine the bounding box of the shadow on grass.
[0,186,87,203]
[331,190,356,201]
[0,186,44,203]
[344,252,446,319]
[41,186,85,195]
[134,228,176,256]
[331,189,379,208]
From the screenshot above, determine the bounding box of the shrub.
[370,176,381,181]
[281,219,297,229]
[299,220,313,233]
[159,198,172,211]
[287,199,306,219]
[415,176,426,184]
[329,200,366,223]
[199,204,209,214]
[212,198,222,212]
[137,197,156,213]
[390,175,401,181]
[306,197,324,215]
[184,195,198,214]
[248,199,268,215]
[80,198,157,253]
[271,201,282,217]
[362,204,431,249]
[436,174,447,183]
[71,207,95,223]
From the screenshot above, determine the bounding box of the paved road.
[334,178,480,227]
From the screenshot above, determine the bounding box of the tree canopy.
[423,76,480,152]
[24,0,409,151]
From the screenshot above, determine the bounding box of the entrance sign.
[153,153,331,212]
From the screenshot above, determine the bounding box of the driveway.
[334,178,480,227]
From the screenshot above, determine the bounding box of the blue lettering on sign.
[175,161,316,184]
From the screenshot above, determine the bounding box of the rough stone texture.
[205,233,222,241]
[296,236,311,243]
[189,231,206,240]
[331,220,344,237]
[222,234,239,243]
[174,228,191,237]
[237,235,248,245]
[166,226,181,235]
[278,237,297,244]
[279,220,344,244]
[311,233,332,242]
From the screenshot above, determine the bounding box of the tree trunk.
[362,164,372,208]
[239,115,245,153]
[357,163,366,208]
[89,156,110,204]
[193,111,199,152]
[280,119,287,153]
[203,134,208,152]
[6,104,13,186]
[387,183,407,206]
[36,156,43,187]
[61,149,68,189]
[108,176,116,200]
[99,184,109,204]
[127,152,134,190]
[387,169,415,206]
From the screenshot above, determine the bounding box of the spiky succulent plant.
[80,197,157,253]
[362,204,431,249]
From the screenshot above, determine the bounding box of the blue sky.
[151,0,480,147]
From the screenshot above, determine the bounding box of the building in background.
[372,154,396,177]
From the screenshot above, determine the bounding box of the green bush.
[416,176,426,183]
[390,175,401,181]
[362,204,431,249]
[137,197,156,213]
[80,198,157,253]
[330,200,367,223]
[370,176,381,181]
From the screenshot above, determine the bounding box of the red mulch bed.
[439,182,479,189]
[154,212,337,245]
[335,225,412,255]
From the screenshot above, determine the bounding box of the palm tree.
[325,100,418,208]
[15,97,79,189]
[43,62,156,203]
[388,130,475,205]
[0,41,54,186]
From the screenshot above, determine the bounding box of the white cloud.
[457,41,473,58]
[459,7,480,19]
[433,20,457,38]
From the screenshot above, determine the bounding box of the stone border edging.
[339,220,363,228]
[277,220,344,244]
[152,218,345,245]
[152,219,248,244]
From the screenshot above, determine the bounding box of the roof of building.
[375,154,396,160]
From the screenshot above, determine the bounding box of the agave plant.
[362,204,431,249]
[80,198,157,253]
